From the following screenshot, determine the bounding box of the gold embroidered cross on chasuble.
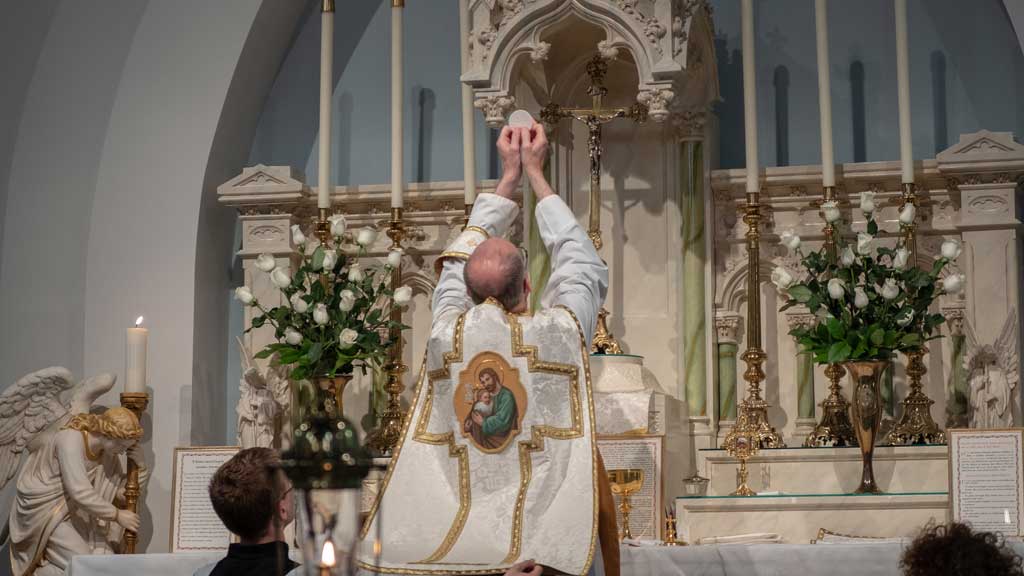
[358,300,601,575]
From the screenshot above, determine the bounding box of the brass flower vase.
[314,375,352,418]
[844,360,889,494]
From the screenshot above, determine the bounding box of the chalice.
[607,468,645,541]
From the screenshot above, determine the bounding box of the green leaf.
[827,318,845,340]
[306,342,323,365]
[788,285,813,303]
[870,327,885,346]
[867,220,878,235]
[252,316,266,328]
[312,246,325,271]
[900,333,922,348]
[827,341,852,363]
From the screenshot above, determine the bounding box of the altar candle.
[741,0,759,194]
[894,0,913,184]
[318,0,335,209]
[391,0,405,208]
[125,316,148,393]
[459,0,477,205]
[814,0,835,188]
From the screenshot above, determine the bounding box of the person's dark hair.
[464,249,524,310]
[901,522,1024,576]
[478,368,501,389]
[208,447,284,541]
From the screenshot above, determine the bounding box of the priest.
[359,122,617,575]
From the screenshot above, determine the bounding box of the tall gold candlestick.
[804,186,856,447]
[367,208,409,454]
[119,392,149,554]
[886,183,945,445]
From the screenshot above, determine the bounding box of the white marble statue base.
[697,445,948,496]
[677,492,949,544]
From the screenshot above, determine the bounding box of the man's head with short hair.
[901,522,1024,576]
[209,447,294,544]
[464,238,529,312]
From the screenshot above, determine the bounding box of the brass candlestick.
[663,507,686,546]
[805,186,857,447]
[366,207,409,455]
[608,468,644,541]
[724,190,785,451]
[119,391,149,554]
[887,183,945,445]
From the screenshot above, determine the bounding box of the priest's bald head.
[464,237,531,313]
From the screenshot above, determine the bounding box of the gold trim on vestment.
[359,356,430,541]
[463,226,489,238]
[360,304,600,576]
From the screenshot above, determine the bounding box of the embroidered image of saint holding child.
[456,352,526,453]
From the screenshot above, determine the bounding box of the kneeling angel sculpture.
[0,367,147,576]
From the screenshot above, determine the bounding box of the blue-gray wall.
[226,0,1024,441]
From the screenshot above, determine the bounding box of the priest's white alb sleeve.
[535,195,608,347]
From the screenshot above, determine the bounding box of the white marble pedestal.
[677,492,949,544]
[697,445,948,495]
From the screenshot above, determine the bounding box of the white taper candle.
[894,0,914,184]
[391,1,405,208]
[741,0,759,194]
[814,0,835,187]
[318,2,335,209]
[459,0,476,205]
[125,316,148,393]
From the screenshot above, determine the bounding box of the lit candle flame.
[135,316,144,328]
[321,539,336,567]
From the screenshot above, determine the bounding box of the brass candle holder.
[805,186,857,447]
[119,391,149,554]
[366,207,410,455]
[886,183,945,445]
[607,468,644,541]
[663,506,686,546]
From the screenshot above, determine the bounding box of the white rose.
[896,308,915,327]
[234,286,255,305]
[879,278,900,300]
[941,239,962,260]
[348,263,364,283]
[329,214,347,237]
[943,273,966,294]
[840,246,856,267]
[856,232,874,256]
[899,204,916,226]
[892,248,910,270]
[779,231,801,251]
[339,328,359,349]
[394,286,413,305]
[284,327,303,346]
[854,287,869,309]
[313,303,329,325]
[827,278,845,300]
[289,293,309,313]
[291,224,307,246]
[356,227,378,247]
[815,308,834,321]
[859,191,876,215]
[322,249,338,271]
[255,253,277,273]
[822,200,841,223]
[271,267,291,289]
[770,267,795,291]
[387,249,403,268]
[339,289,356,312]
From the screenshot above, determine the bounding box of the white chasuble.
[359,301,599,575]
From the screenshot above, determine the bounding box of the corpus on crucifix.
[540,53,648,354]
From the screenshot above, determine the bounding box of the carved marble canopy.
[463,0,719,126]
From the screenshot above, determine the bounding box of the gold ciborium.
[608,468,644,541]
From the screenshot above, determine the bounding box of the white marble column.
[785,309,817,440]
[715,312,741,440]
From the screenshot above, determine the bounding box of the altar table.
[68,541,1024,576]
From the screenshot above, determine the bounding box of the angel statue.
[237,337,290,449]
[0,367,147,576]
[965,311,1020,429]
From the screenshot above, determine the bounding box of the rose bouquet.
[772,192,965,364]
[235,215,410,381]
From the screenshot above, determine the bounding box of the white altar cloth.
[67,541,1024,576]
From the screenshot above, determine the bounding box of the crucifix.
[540,54,648,354]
